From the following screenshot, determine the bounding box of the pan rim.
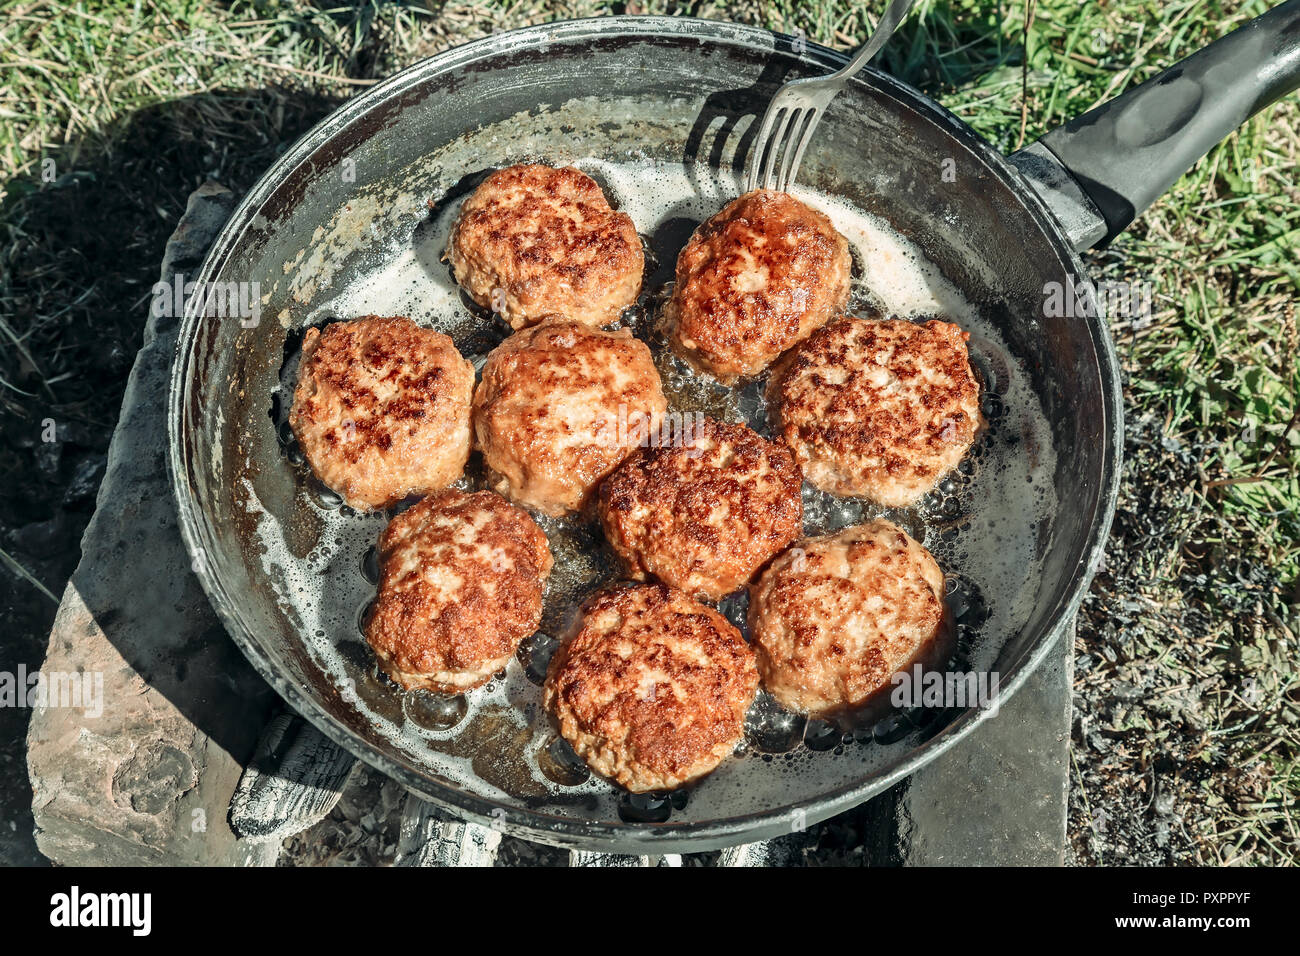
[167,14,1123,853]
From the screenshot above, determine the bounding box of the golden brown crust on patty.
[447,164,643,330]
[365,489,552,693]
[664,189,851,383]
[769,317,984,506]
[748,520,947,717]
[598,417,803,600]
[473,321,668,516]
[289,316,475,511]
[544,584,758,792]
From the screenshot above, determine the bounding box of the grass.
[0,0,1296,864]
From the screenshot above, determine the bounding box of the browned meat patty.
[663,189,851,383]
[768,317,984,506]
[544,584,758,792]
[473,321,667,516]
[748,520,947,717]
[289,316,474,511]
[447,164,643,330]
[598,417,803,600]
[365,489,552,693]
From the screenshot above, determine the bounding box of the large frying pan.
[168,8,1300,852]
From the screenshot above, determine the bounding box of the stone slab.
[25,182,280,866]
[860,630,1072,866]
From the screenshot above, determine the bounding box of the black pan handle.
[1031,0,1300,247]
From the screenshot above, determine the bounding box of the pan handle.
[1011,0,1300,250]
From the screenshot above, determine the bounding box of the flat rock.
[25,182,280,866]
[859,631,1073,865]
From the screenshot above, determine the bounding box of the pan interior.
[174,20,1111,850]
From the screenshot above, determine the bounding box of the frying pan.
[167,7,1300,853]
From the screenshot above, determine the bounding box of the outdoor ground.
[0,0,1296,866]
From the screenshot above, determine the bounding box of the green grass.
[1,0,1296,864]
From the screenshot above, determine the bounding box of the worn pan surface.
[168,16,1123,852]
